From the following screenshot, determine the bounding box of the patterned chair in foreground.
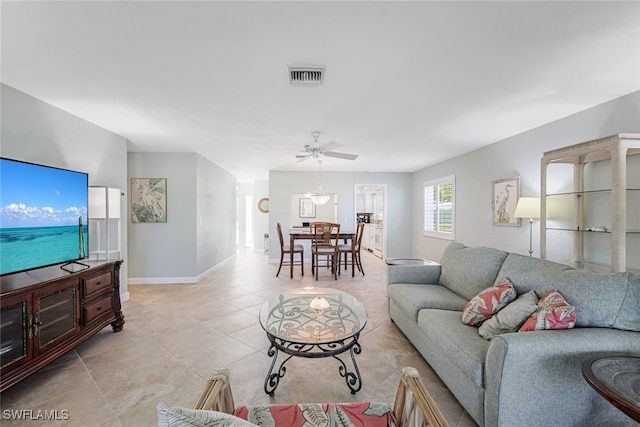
[158,367,449,427]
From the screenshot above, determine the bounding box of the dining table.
[289,228,357,277]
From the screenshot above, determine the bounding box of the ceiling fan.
[296,131,359,163]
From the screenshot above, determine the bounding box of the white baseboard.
[127,253,236,285]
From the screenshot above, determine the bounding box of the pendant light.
[306,160,331,205]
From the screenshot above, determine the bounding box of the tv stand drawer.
[83,272,112,297]
[83,293,114,324]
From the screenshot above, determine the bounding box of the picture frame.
[130,178,167,223]
[492,176,520,227]
[299,198,316,218]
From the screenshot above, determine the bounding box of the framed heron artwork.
[492,176,520,227]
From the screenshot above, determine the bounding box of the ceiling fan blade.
[323,151,359,160]
[318,141,342,152]
[296,154,312,163]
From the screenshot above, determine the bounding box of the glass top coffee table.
[259,287,367,395]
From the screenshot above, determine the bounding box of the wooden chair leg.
[276,251,285,277]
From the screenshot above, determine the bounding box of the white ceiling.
[2,1,639,182]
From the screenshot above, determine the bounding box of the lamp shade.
[89,187,121,219]
[514,197,540,219]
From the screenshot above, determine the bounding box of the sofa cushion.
[497,253,640,331]
[520,289,576,332]
[418,308,489,388]
[439,242,509,300]
[479,290,538,340]
[461,278,517,326]
[388,283,467,321]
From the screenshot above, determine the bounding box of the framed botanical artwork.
[492,176,520,227]
[131,178,167,223]
[299,198,316,218]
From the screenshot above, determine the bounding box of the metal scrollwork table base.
[259,289,367,396]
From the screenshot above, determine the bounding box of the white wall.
[411,91,640,265]
[0,84,130,297]
[253,180,269,253]
[268,171,412,260]
[127,152,236,283]
[197,154,237,273]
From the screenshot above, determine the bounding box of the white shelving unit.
[540,133,640,273]
[88,187,122,261]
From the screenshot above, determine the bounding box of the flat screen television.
[0,157,89,276]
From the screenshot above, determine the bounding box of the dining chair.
[338,221,365,277]
[275,222,303,278]
[311,222,340,280]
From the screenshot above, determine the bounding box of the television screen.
[0,158,89,275]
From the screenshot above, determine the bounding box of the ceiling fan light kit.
[299,131,360,205]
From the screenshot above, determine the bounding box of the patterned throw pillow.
[519,289,576,332]
[478,290,539,340]
[157,403,258,427]
[461,278,517,326]
[235,402,396,427]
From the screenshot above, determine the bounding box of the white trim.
[120,291,130,302]
[127,253,236,285]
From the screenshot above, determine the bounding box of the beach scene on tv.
[0,158,88,276]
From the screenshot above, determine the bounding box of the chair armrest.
[394,367,449,427]
[193,368,235,414]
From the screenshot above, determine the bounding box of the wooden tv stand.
[0,260,124,392]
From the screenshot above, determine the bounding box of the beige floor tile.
[0,249,475,426]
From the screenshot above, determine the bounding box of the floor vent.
[288,66,325,85]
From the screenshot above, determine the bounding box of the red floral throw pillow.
[519,289,576,332]
[461,278,517,326]
[235,402,397,427]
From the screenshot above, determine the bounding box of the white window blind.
[423,175,455,239]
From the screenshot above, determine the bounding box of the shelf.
[546,188,640,197]
[540,133,640,273]
[547,228,640,233]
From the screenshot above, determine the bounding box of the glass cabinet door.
[0,296,30,371]
[36,282,78,353]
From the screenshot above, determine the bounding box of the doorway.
[355,184,386,259]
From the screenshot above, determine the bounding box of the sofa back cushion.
[497,253,640,331]
[439,242,509,300]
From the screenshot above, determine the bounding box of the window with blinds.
[423,175,455,239]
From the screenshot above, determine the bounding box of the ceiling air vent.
[288,65,325,85]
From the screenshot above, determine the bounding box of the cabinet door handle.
[32,314,42,336]
[27,314,33,339]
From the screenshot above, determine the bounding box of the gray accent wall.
[1,84,130,297]
[127,152,236,283]
[411,91,640,266]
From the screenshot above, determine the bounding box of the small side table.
[581,355,640,422]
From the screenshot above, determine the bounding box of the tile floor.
[1,249,477,426]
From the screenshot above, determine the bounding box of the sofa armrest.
[387,263,441,285]
[485,328,640,427]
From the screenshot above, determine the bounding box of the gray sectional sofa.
[387,242,640,427]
